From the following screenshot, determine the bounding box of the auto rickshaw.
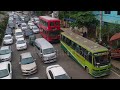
[29,35,36,46]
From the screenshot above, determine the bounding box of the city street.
[11,34,120,79]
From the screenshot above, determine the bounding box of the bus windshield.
[94,52,110,66]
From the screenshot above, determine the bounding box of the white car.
[28,21,34,26]
[0,46,12,62]
[32,26,39,34]
[29,23,35,29]
[21,23,27,30]
[16,38,27,50]
[15,29,24,40]
[46,64,71,79]
[3,35,13,45]
[19,52,37,75]
[0,61,12,79]
[21,16,24,21]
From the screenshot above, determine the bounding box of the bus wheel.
[86,67,89,73]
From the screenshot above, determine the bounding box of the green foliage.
[59,11,98,28]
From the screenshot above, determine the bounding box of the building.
[93,11,120,24]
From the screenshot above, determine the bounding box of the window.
[88,53,92,63]
[48,70,54,79]
[104,11,111,14]
[50,22,54,26]
[66,38,71,46]
[75,45,81,54]
[117,11,120,15]
[71,41,77,50]
[55,22,59,26]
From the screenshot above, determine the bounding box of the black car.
[24,29,34,38]
[5,28,13,35]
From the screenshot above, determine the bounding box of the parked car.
[21,23,27,30]
[24,29,33,38]
[16,38,27,50]
[46,64,71,79]
[0,61,12,79]
[3,35,13,45]
[32,26,39,34]
[0,46,12,62]
[5,28,13,35]
[19,52,37,75]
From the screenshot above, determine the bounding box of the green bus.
[60,30,111,77]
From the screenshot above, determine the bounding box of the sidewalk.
[111,59,120,74]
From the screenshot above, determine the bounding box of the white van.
[15,29,24,40]
[34,38,57,63]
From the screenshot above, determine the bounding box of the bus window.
[71,41,77,50]
[55,22,59,26]
[75,45,81,53]
[88,53,92,63]
[50,22,54,26]
[66,38,71,46]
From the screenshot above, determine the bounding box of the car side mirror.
[19,62,21,64]
[40,53,43,55]
[34,59,36,61]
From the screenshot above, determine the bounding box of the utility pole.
[99,11,102,43]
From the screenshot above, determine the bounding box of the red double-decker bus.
[39,16,61,42]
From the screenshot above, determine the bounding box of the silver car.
[0,46,12,62]
[3,35,13,45]
[19,52,37,75]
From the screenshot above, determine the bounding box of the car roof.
[0,46,9,50]
[35,38,53,49]
[21,52,32,59]
[48,65,66,76]
[0,61,10,70]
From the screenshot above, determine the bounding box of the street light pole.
[99,11,102,43]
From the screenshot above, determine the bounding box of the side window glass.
[8,64,10,73]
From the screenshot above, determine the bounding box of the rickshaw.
[29,35,36,46]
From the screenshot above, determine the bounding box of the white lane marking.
[111,70,120,78]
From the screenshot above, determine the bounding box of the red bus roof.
[39,16,60,22]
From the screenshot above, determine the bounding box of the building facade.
[93,11,120,24]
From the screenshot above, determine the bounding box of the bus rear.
[39,16,61,43]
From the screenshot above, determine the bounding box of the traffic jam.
[0,11,119,79]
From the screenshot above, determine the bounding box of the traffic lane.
[11,34,120,79]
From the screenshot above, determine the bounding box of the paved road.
[10,33,120,79]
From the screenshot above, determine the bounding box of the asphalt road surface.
[10,33,120,79]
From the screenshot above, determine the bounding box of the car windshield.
[21,57,34,65]
[0,49,11,55]
[16,32,23,36]
[55,74,70,79]
[43,48,54,55]
[17,40,25,44]
[4,36,12,39]
[26,30,33,35]
[0,69,9,78]
[22,25,26,27]
[94,52,110,66]
[33,27,38,30]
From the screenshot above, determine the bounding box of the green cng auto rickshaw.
[29,35,36,46]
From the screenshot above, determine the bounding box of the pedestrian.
[83,32,87,38]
